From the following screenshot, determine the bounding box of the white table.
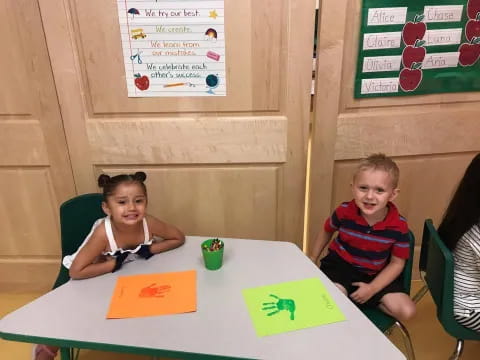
[1,236,405,359]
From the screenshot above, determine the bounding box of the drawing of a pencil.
[163,82,187,88]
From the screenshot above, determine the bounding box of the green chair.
[410,220,431,304]
[53,193,105,289]
[360,231,416,360]
[423,219,480,360]
[52,193,104,360]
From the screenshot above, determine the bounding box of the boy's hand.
[350,282,375,304]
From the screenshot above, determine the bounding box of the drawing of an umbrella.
[128,8,140,19]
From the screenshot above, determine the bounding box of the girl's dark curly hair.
[97,172,147,201]
[438,154,480,250]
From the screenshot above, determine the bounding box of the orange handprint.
[138,283,171,298]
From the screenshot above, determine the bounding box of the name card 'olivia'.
[362,56,402,72]
[363,32,402,50]
[424,5,463,23]
[367,7,407,26]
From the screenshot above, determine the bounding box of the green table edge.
[0,331,253,360]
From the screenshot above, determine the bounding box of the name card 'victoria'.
[361,77,399,94]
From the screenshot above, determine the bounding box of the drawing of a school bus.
[131,28,147,39]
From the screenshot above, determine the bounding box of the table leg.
[59,347,72,360]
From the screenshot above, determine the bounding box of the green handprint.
[261,294,296,320]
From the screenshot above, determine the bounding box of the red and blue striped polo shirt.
[324,200,410,275]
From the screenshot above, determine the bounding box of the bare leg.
[379,293,416,322]
[34,345,59,360]
[378,303,395,316]
[334,282,348,296]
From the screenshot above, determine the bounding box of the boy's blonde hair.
[354,153,400,188]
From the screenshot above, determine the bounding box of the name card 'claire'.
[363,32,402,50]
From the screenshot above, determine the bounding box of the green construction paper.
[242,277,346,337]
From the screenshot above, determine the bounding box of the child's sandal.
[32,344,58,360]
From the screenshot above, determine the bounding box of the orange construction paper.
[107,270,196,319]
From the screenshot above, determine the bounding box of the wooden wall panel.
[0,122,49,166]
[336,109,480,159]
[0,169,59,256]
[87,116,287,164]
[0,261,58,292]
[96,166,279,241]
[0,0,76,291]
[0,0,31,115]
[72,0,282,113]
[307,0,348,246]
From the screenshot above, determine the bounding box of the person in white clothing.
[438,153,480,333]
[34,171,185,360]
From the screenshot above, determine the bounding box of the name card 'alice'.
[367,7,407,26]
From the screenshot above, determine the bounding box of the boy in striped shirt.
[309,153,415,321]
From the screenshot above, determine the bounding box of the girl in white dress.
[34,171,185,359]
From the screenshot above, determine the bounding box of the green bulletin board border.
[355,0,480,98]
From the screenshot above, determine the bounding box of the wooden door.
[0,0,76,290]
[40,0,316,244]
[308,0,480,275]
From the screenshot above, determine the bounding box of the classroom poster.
[242,278,345,337]
[355,0,480,97]
[107,270,196,319]
[116,0,226,97]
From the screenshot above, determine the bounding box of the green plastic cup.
[201,239,224,270]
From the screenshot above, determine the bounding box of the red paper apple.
[467,0,480,19]
[134,73,150,91]
[465,14,480,41]
[458,38,480,66]
[402,40,426,68]
[402,14,427,46]
[399,63,423,92]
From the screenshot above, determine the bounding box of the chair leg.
[448,339,464,360]
[394,321,416,360]
[73,348,80,360]
[412,284,428,304]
